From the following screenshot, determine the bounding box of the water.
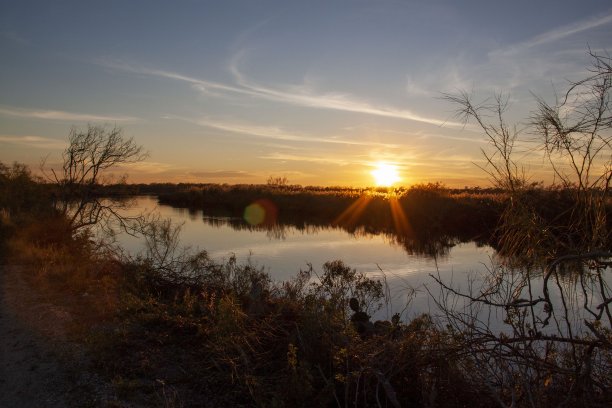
[110,196,612,334]
[116,196,497,320]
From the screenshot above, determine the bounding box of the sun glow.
[371,162,400,186]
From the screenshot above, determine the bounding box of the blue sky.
[1,0,611,186]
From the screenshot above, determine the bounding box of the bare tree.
[439,51,612,406]
[532,49,612,251]
[46,124,148,233]
[267,175,289,188]
[445,51,612,258]
[442,90,544,259]
[443,91,526,193]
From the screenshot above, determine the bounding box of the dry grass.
[2,161,609,407]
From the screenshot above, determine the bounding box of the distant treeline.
[36,178,612,256]
[150,183,612,256]
[154,183,502,254]
[95,181,506,197]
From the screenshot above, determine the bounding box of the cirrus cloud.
[0,134,66,149]
[0,106,139,122]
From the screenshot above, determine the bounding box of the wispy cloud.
[405,56,474,97]
[261,150,479,173]
[116,161,180,174]
[116,162,257,181]
[98,57,462,127]
[413,11,612,96]
[259,152,354,166]
[97,58,251,97]
[228,52,462,126]
[0,106,138,122]
[342,124,487,144]
[492,10,612,57]
[189,170,255,178]
[0,135,66,149]
[114,164,258,183]
[414,131,488,144]
[168,115,400,148]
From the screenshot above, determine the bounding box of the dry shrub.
[6,215,121,335]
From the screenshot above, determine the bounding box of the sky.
[1,0,611,187]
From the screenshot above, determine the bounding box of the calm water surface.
[117,196,497,319]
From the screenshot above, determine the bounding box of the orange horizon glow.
[371,162,401,187]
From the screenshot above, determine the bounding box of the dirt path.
[0,264,116,407]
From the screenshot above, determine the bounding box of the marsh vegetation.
[0,51,611,407]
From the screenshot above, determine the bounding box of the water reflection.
[177,201,609,334]
[112,196,500,321]
[196,211,482,259]
[112,197,609,350]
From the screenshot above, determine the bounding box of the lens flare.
[244,199,277,226]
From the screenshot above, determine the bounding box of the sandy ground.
[0,264,116,407]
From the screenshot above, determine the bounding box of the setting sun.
[371,162,400,186]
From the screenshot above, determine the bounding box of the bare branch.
[48,124,148,233]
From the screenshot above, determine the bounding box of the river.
[114,196,500,320]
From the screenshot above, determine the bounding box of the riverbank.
[0,263,117,407]
[1,166,610,406]
[0,212,497,407]
[3,211,610,407]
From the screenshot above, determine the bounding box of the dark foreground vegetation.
[2,161,611,406]
[1,162,504,406]
[1,51,611,407]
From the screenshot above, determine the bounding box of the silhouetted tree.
[440,50,612,406]
[46,124,147,233]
